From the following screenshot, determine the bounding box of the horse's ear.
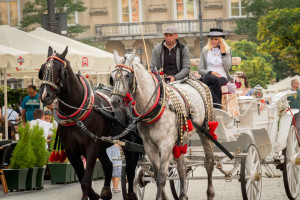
[127,48,136,66]
[113,50,122,64]
[60,46,68,60]
[39,64,45,80]
[48,46,53,57]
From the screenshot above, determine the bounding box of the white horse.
[111,50,215,200]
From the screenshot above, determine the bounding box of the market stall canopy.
[267,75,300,93]
[29,28,115,73]
[0,44,31,70]
[0,25,95,72]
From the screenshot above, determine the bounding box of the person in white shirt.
[29,109,53,149]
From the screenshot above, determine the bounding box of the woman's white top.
[206,48,227,78]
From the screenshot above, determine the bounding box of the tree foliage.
[21,0,87,36]
[229,40,275,88]
[234,0,300,42]
[10,123,36,169]
[257,8,300,73]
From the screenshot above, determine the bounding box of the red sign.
[82,57,88,68]
[17,56,24,65]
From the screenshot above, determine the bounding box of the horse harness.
[111,64,214,146]
[40,55,67,93]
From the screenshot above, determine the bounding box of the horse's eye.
[50,86,55,91]
[125,74,130,78]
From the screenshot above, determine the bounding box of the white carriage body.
[214,90,297,161]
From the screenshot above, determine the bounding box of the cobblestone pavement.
[0,165,298,200]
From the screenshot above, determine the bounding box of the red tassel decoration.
[160,72,164,75]
[59,150,67,163]
[181,144,188,154]
[208,121,218,140]
[131,101,136,106]
[54,151,60,162]
[173,144,188,159]
[187,120,193,131]
[173,145,180,159]
[183,120,193,132]
[123,92,134,106]
[49,150,56,162]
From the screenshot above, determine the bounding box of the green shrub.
[31,125,48,167]
[10,123,36,169]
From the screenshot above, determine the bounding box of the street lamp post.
[47,0,57,33]
[198,0,204,51]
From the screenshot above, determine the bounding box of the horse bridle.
[111,64,137,98]
[40,55,67,96]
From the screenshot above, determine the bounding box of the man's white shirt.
[29,119,54,149]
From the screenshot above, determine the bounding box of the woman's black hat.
[207,28,225,38]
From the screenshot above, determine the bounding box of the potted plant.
[47,128,73,184]
[31,125,48,190]
[4,123,36,191]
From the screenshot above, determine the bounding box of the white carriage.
[121,88,300,200]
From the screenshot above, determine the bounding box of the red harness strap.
[132,72,166,124]
[56,77,94,126]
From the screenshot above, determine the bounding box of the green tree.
[257,8,300,73]
[21,0,87,37]
[229,40,275,88]
[232,57,275,88]
[31,125,48,167]
[235,0,300,42]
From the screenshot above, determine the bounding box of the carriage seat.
[214,108,235,141]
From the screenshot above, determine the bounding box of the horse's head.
[110,49,137,109]
[39,46,68,105]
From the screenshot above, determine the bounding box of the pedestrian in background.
[21,85,41,125]
[106,144,122,193]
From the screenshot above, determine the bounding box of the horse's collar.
[54,76,94,126]
[132,72,166,124]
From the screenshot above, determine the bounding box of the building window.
[0,0,20,27]
[229,0,248,18]
[174,0,197,20]
[63,0,78,26]
[119,0,142,22]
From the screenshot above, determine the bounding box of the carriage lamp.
[254,173,261,181]
[295,157,300,165]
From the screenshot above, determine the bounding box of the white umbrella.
[0,25,95,72]
[29,28,115,73]
[0,44,32,139]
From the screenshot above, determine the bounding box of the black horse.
[38,46,141,200]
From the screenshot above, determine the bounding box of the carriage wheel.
[283,125,300,200]
[169,167,190,200]
[240,144,262,200]
[121,164,146,200]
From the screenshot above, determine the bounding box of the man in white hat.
[150,25,190,83]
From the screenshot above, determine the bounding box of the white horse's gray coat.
[111,50,215,200]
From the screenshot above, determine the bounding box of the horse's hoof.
[81,196,88,200]
[99,186,112,200]
[88,188,100,200]
[126,192,138,200]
